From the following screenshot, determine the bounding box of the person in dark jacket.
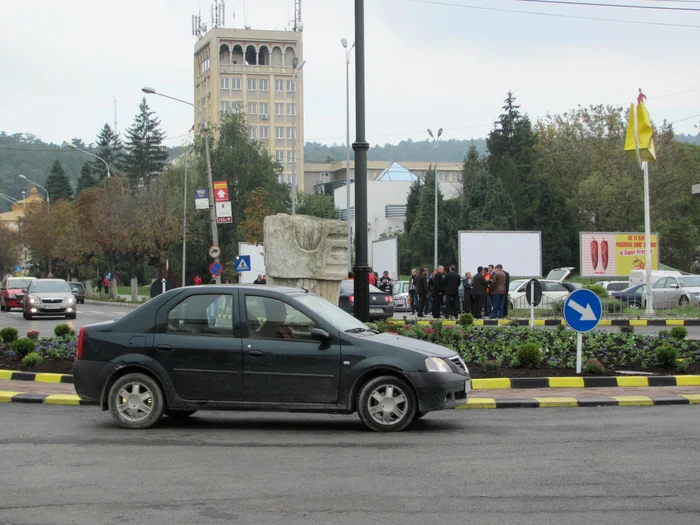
[425,270,435,316]
[502,267,511,317]
[432,266,446,319]
[415,268,429,318]
[462,272,473,315]
[443,265,462,319]
[471,266,487,319]
[408,269,418,314]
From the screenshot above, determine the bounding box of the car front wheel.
[23,310,32,320]
[357,375,416,432]
[108,373,165,429]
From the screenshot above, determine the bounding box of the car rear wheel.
[357,375,416,432]
[108,373,165,429]
[0,302,5,312]
[680,296,690,306]
[165,409,197,419]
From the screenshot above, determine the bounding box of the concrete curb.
[0,391,95,405]
[393,318,700,327]
[0,370,73,384]
[84,299,141,309]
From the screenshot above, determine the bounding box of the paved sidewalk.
[0,379,76,395]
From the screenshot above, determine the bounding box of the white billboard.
[237,243,265,284]
[372,238,399,279]
[458,231,542,278]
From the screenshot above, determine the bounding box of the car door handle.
[247,350,264,357]
[157,344,173,351]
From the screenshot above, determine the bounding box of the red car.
[1,276,36,311]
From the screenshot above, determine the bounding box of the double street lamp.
[66,143,111,178]
[141,86,221,284]
[290,57,306,215]
[427,128,443,270]
[341,37,355,273]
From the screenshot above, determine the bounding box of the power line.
[403,0,700,28]
[669,113,700,125]
[518,0,700,11]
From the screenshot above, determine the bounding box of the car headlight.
[65,296,75,304]
[28,295,38,304]
[425,357,452,373]
[8,293,16,299]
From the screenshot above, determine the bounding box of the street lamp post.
[66,143,111,178]
[142,87,221,284]
[182,152,189,287]
[342,37,355,273]
[18,174,51,274]
[291,58,306,215]
[427,128,443,270]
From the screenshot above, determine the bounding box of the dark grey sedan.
[338,280,395,320]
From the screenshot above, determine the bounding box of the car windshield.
[679,277,700,287]
[292,293,368,332]
[7,279,33,289]
[29,281,70,293]
[509,280,526,291]
[70,283,84,290]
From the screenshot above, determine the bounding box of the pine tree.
[45,160,74,202]
[93,124,123,180]
[408,170,444,268]
[122,98,168,186]
[466,171,516,230]
[76,162,97,195]
[460,142,483,196]
[403,178,423,234]
[533,176,578,272]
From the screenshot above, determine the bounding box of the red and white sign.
[213,181,229,202]
[216,201,232,224]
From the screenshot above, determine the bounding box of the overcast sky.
[1,0,698,148]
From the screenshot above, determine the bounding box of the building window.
[275,79,284,92]
[259,79,269,92]
[259,103,269,116]
[275,103,284,116]
[321,172,331,182]
[249,126,257,139]
[248,103,257,114]
[286,103,295,116]
[286,127,296,139]
[276,150,285,162]
[260,126,269,139]
[248,78,257,91]
[286,80,295,92]
[275,127,284,139]
[219,101,229,114]
[232,78,241,90]
[286,151,297,163]
[220,77,229,90]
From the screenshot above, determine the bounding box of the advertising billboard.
[458,231,542,278]
[372,238,399,279]
[580,232,659,278]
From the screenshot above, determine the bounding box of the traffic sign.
[525,279,542,307]
[209,245,221,258]
[235,255,251,272]
[216,201,232,223]
[105,271,112,281]
[209,261,223,276]
[564,289,602,333]
[214,181,229,202]
[194,189,209,210]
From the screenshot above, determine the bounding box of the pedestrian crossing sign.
[235,255,251,272]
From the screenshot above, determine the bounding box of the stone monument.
[264,214,348,304]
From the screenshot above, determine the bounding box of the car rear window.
[607,282,629,292]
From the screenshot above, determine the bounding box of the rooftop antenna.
[113,95,118,135]
[191,10,207,40]
[243,0,250,29]
[293,0,302,31]
[211,0,225,28]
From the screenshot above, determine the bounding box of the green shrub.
[584,284,609,299]
[658,329,670,338]
[620,325,635,335]
[482,359,502,373]
[54,324,75,338]
[676,359,689,373]
[26,331,40,341]
[556,323,567,331]
[11,338,36,359]
[655,343,679,368]
[670,326,688,340]
[459,313,474,327]
[21,352,43,367]
[516,343,542,368]
[0,327,19,344]
[583,358,605,374]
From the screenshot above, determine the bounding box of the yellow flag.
[624,101,656,162]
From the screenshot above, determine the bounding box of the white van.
[629,270,681,289]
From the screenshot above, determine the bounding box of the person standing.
[484,264,494,318]
[462,271,473,315]
[444,265,461,319]
[377,271,394,294]
[432,265,446,319]
[369,271,377,286]
[408,269,418,315]
[415,268,428,318]
[425,269,435,316]
[254,274,263,284]
[193,275,203,286]
[471,267,487,319]
[502,266,511,317]
[490,264,508,319]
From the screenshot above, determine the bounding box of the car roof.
[193,284,306,295]
[32,279,67,284]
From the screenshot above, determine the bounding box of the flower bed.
[371,320,700,378]
[0,328,77,374]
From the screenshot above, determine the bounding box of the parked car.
[508,268,575,310]
[22,279,78,320]
[0,276,35,312]
[629,270,681,289]
[73,285,471,432]
[392,281,410,312]
[645,275,700,309]
[595,280,630,295]
[338,280,394,320]
[69,282,86,304]
[610,284,646,308]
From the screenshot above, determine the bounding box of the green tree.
[408,170,447,268]
[45,160,73,202]
[466,171,516,230]
[403,178,422,234]
[76,162,97,195]
[121,98,168,186]
[460,142,483,197]
[296,193,337,219]
[92,124,123,180]
[532,176,578,272]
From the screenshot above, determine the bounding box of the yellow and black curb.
[472,375,700,390]
[0,370,73,384]
[0,391,95,405]
[398,319,700,327]
[459,395,700,409]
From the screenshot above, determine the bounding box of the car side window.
[167,294,233,336]
[542,282,566,292]
[669,278,679,288]
[245,295,317,341]
[653,278,668,289]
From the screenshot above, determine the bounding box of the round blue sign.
[209,262,223,277]
[563,289,603,333]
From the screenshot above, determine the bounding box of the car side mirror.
[311,328,331,342]
[670,283,679,289]
[21,289,28,293]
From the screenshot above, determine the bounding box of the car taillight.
[76,327,85,360]
[349,295,354,303]
[385,295,393,303]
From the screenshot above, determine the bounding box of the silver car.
[647,275,700,309]
[22,279,78,320]
[392,281,410,312]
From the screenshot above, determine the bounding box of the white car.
[508,268,574,310]
[595,281,630,296]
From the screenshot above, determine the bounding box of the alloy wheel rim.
[116,382,154,422]
[367,384,408,426]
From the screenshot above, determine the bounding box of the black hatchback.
[73,285,470,432]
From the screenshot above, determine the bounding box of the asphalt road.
[1,405,699,525]
[0,303,129,333]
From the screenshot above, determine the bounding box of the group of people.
[407,264,511,319]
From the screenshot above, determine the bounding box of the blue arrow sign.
[563,289,602,333]
[234,255,251,272]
